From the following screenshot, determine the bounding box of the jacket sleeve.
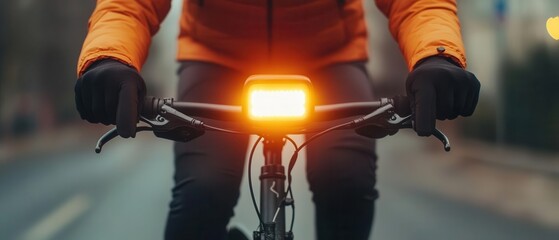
[77,0,171,76]
[375,0,467,70]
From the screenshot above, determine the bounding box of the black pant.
[165,61,379,240]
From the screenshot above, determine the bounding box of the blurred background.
[1,0,558,239]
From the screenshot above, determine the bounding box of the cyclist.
[74,0,480,239]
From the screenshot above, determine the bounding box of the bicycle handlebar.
[142,96,412,121]
[95,96,450,153]
[143,97,242,121]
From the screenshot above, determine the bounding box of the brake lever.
[95,126,153,153]
[387,112,451,152]
[94,105,206,153]
[432,129,451,152]
[386,113,413,128]
[141,105,206,143]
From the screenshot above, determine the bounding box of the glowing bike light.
[243,75,313,124]
[249,89,307,119]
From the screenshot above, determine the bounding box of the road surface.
[1,133,558,240]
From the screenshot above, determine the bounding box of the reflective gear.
[77,0,466,76]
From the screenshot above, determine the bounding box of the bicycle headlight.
[243,75,313,125]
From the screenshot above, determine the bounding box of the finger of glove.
[80,76,99,123]
[436,82,456,120]
[464,73,481,116]
[91,81,110,125]
[116,80,139,138]
[74,79,87,120]
[413,85,436,136]
[104,83,119,125]
[453,82,468,117]
[455,71,475,116]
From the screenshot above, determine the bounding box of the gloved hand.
[74,59,146,138]
[406,56,480,136]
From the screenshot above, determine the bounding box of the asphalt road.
[1,134,558,240]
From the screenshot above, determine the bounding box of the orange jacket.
[77,0,466,76]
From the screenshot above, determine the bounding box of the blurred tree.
[462,97,498,143]
[0,2,7,137]
[0,0,95,137]
[33,0,95,123]
[462,45,559,152]
[501,46,559,152]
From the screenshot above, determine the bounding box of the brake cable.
[283,104,395,215]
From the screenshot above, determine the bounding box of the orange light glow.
[244,75,313,122]
[249,89,307,120]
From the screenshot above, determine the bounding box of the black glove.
[406,56,480,136]
[74,59,146,138]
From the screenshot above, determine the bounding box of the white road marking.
[20,193,91,240]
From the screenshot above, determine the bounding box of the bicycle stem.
[256,136,288,240]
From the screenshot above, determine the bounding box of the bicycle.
[94,74,451,240]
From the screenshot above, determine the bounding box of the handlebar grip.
[142,96,165,119]
[392,95,411,116]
